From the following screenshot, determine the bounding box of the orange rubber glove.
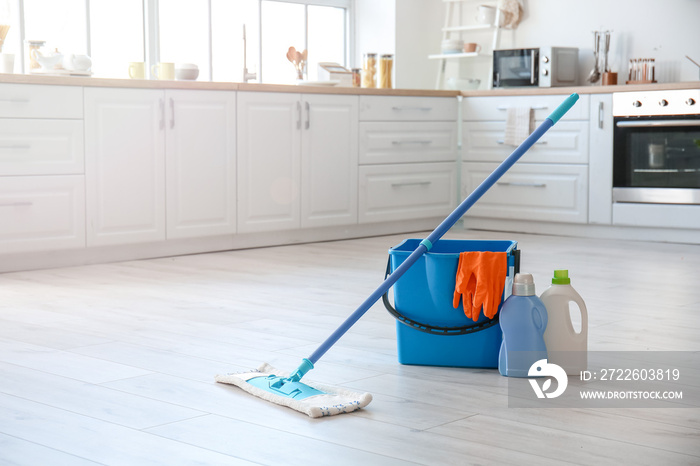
[453,251,507,321]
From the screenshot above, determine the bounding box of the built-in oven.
[612,89,700,205]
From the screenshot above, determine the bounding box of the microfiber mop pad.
[215,363,372,418]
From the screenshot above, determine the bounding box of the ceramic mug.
[0,53,14,74]
[475,5,497,25]
[463,43,482,54]
[151,62,175,80]
[128,62,145,79]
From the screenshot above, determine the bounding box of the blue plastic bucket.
[385,239,519,368]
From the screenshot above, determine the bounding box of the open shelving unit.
[430,0,502,90]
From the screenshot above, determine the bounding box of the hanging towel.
[453,251,508,322]
[504,107,534,146]
[497,0,524,29]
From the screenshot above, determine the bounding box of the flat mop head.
[215,363,372,418]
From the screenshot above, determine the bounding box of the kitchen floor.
[0,230,698,465]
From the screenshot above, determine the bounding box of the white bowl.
[441,39,464,54]
[175,64,199,80]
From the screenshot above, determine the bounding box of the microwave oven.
[492,47,578,88]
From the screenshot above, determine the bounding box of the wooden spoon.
[287,46,296,63]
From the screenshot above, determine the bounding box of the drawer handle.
[497,105,548,111]
[0,201,34,207]
[497,181,547,188]
[0,144,31,149]
[0,98,30,104]
[496,139,547,145]
[391,140,432,145]
[391,181,432,187]
[391,106,432,112]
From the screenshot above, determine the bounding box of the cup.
[463,43,482,54]
[0,53,14,74]
[475,5,497,25]
[128,61,145,79]
[151,62,175,80]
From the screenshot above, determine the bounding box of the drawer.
[463,94,590,121]
[360,96,457,121]
[359,121,457,164]
[463,120,589,164]
[462,162,588,223]
[359,162,457,223]
[0,175,86,254]
[0,119,85,175]
[0,84,83,119]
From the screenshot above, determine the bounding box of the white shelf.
[428,52,481,60]
[442,24,492,32]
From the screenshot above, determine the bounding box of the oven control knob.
[542,69,549,76]
[659,99,669,107]
[632,100,642,107]
[542,56,550,63]
[687,98,696,106]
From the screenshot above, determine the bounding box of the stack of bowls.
[441,39,464,54]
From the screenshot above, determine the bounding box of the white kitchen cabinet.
[588,93,613,225]
[85,88,236,245]
[462,120,589,164]
[85,88,166,246]
[301,94,358,229]
[462,162,588,223]
[0,119,84,176]
[165,90,237,239]
[237,91,358,233]
[461,94,590,224]
[0,175,85,254]
[359,162,457,223]
[358,95,458,224]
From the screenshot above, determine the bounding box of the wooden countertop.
[2,73,699,96]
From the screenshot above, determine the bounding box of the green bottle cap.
[552,269,570,285]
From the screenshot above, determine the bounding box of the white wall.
[386,0,700,89]
[354,0,396,69]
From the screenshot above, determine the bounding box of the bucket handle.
[381,259,500,336]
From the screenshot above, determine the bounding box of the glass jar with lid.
[362,53,377,88]
[378,54,393,89]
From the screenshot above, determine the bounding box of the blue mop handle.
[290,93,580,382]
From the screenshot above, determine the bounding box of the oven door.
[493,49,538,88]
[613,115,700,204]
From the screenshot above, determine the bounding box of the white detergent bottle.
[540,270,588,375]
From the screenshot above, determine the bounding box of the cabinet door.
[588,93,613,225]
[237,92,301,233]
[0,175,85,254]
[462,162,588,223]
[85,88,166,246]
[165,90,237,239]
[301,94,358,228]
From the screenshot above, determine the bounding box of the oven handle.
[616,120,700,128]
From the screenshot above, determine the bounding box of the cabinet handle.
[159,98,165,130]
[170,98,175,129]
[497,105,548,111]
[305,101,310,129]
[497,181,547,188]
[391,181,432,187]
[297,101,301,130]
[0,144,31,149]
[391,106,432,112]
[497,139,547,145]
[598,101,604,129]
[391,140,432,145]
[0,201,33,207]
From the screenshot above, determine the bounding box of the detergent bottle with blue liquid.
[498,273,548,377]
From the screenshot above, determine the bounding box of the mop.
[216,93,580,417]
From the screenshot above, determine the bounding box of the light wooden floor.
[0,229,699,465]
